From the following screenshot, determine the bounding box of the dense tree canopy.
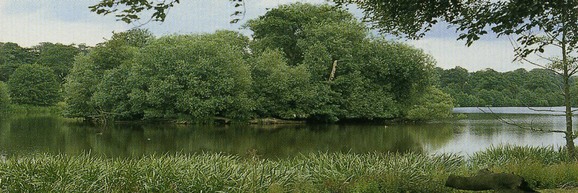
[336,0,578,158]
[437,67,573,107]
[34,42,81,83]
[64,29,154,120]
[123,31,254,121]
[246,3,362,66]
[64,54,100,118]
[0,42,83,86]
[62,3,446,123]
[8,64,60,106]
[246,3,440,122]
[0,42,36,82]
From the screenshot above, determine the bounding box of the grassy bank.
[0,146,576,192]
[6,103,64,115]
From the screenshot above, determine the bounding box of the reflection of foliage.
[0,115,457,158]
[402,123,459,150]
[84,123,458,158]
[0,81,10,112]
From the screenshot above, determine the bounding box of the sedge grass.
[0,146,576,192]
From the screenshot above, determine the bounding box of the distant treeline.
[435,66,576,107]
[0,3,453,123]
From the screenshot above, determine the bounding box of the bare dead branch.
[535,53,557,63]
[476,107,568,134]
[520,57,563,75]
[526,106,565,113]
[544,32,563,48]
[507,36,564,76]
[569,62,578,76]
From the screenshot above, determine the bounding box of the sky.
[0,0,538,72]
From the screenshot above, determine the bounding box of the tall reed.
[0,146,576,192]
[0,152,463,192]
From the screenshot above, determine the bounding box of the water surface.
[0,108,573,158]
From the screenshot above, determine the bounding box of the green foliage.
[3,146,578,192]
[343,0,578,157]
[0,81,10,111]
[250,49,314,119]
[0,42,36,82]
[470,146,570,167]
[0,152,462,193]
[437,67,572,107]
[334,0,462,39]
[8,64,60,106]
[8,104,64,115]
[0,42,84,84]
[63,54,99,119]
[469,146,576,189]
[246,3,359,66]
[92,64,136,120]
[90,0,181,23]
[66,3,448,122]
[34,42,81,82]
[246,3,443,122]
[89,29,152,72]
[359,39,436,103]
[126,31,254,121]
[64,29,154,120]
[407,87,454,121]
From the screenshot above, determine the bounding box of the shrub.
[8,64,60,106]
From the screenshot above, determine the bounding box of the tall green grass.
[0,146,576,192]
[8,103,64,115]
[0,153,463,193]
[470,145,578,189]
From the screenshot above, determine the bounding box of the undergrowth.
[0,146,575,192]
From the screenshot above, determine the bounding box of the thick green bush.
[8,64,60,106]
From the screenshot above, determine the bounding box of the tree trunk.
[328,60,337,81]
[563,74,575,160]
[561,25,576,160]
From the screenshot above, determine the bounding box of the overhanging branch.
[477,107,568,134]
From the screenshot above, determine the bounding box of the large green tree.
[246,3,360,66]
[0,42,36,82]
[337,0,578,158]
[64,54,100,119]
[64,29,153,120]
[458,0,578,159]
[34,42,81,83]
[247,3,441,122]
[8,64,60,106]
[250,49,315,119]
[85,2,449,122]
[126,31,254,121]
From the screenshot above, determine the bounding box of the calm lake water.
[0,107,574,158]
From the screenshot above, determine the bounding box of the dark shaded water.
[0,108,573,158]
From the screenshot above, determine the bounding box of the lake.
[0,107,574,158]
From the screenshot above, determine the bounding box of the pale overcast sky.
[0,0,536,72]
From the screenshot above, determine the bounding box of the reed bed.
[0,146,576,192]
